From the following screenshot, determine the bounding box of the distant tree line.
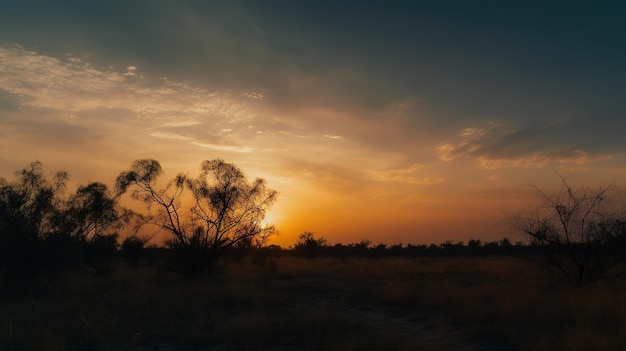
[2,161,625,293]
[262,232,536,259]
[283,177,626,285]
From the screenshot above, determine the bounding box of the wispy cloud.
[191,141,254,153]
[0,45,251,117]
[437,124,615,169]
[373,163,446,185]
[0,44,263,154]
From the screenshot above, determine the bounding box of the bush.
[121,235,147,266]
[513,177,626,285]
[294,232,327,258]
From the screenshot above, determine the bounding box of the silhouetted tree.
[481,241,500,255]
[405,244,427,256]
[426,243,439,255]
[388,243,404,257]
[0,161,67,283]
[372,243,387,258]
[0,161,128,291]
[513,177,626,285]
[59,182,130,269]
[61,182,128,240]
[467,239,482,256]
[121,235,149,266]
[440,241,465,256]
[350,239,372,256]
[294,231,327,258]
[115,159,277,277]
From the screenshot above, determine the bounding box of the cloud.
[124,66,137,77]
[373,163,446,185]
[437,124,615,169]
[0,44,268,154]
[192,141,254,153]
[0,88,23,111]
[0,44,339,186]
[476,150,612,170]
[243,91,264,99]
[145,130,256,154]
[278,158,369,194]
[0,45,239,115]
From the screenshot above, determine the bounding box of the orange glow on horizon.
[2,42,624,249]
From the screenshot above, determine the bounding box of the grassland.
[1,255,625,350]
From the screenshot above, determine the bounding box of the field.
[2,255,626,350]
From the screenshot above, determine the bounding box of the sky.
[1,1,625,246]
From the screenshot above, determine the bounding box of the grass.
[1,256,625,350]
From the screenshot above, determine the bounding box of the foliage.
[0,161,64,283]
[120,235,149,265]
[288,236,530,258]
[61,182,129,242]
[116,159,277,277]
[0,161,128,292]
[294,231,328,258]
[513,177,626,285]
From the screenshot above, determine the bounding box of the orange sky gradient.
[1,2,625,247]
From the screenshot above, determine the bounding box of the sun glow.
[2,0,623,249]
[260,210,276,229]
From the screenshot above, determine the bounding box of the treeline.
[258,233,536,259]
[4,160,626,292]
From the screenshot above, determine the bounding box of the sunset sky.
[1,1,625,246]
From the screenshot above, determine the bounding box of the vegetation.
[0,161,127,295]
[115,159,277,277]
[2,161,626,349]
[513,177,626,284]
[288,232,530,258]
[293,231,328,258]
[2,256,626,350]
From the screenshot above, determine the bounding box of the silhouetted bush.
[121,235,147,266]
[85,233,119,274]
[371,243,387,258]
[294,231,327,258]
[249,244,282,267]
[388,243,404,257]
[513,177,626,285]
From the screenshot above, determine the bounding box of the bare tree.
[115,159,277,277]
[513,176,626,284]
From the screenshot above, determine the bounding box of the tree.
[468,239,482,256]
[57,181,130,269]
[0,161,128,288]
[62,182,128,242]
[0,161,68,281]
[294,231,327,258]
[513,177,626,285]
[115,159,277,277]
[121,235,149,266]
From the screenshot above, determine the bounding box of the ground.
[1,256,625,350]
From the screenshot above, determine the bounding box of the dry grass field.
[1,255,625,350]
